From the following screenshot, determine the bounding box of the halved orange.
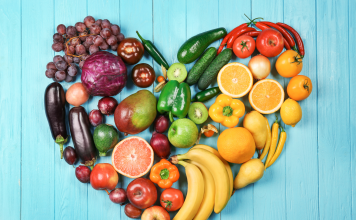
[217,62,253,98]
[249,79,285,114]
[111,136,154,178]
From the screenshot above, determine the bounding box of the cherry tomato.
[232,35,255,59]
[276,50,303,78]
[160,188,184,212]
[157,76,165,83]
[287,75,312,101]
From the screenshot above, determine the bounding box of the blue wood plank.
[0,0,21,219]
[283,0,319,219]
[21,0,55,219]
[316,0,351,219]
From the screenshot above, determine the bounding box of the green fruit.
[168,118,198,148]
[188,102,209,124]
[198,48,232,90]
[114,90,157,135]
[186,47,217,85]
[177,27,227,64]
[167,63,187,83]
[93,124,119,156]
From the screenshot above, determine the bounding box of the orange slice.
[249,79,285,114]
[217,62,253,98]
[111,136,154,178]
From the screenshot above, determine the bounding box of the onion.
[66,82,90,106]
[98,96,118,115]
[150,132,171,159]
[248,55,271,80]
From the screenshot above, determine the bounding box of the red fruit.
[89,109,103,127]
[256,28,284,57]
[124,203,142,219]
[160,188,184,212]
[75,165,91,183]
[98,97,118,115]
[126,178,157,209]
[141,206,170,220]
[109,188,127,204]
[154,115,169,133]
[150,132,171,159]
[63,146,78,165]
[90,163,119,191]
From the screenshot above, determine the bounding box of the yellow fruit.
[249,79,285,114]
[234,159,265,189]
[280,98,302,127]
[217,127,255,164]
[243,111,267,150]
[217,62,253,98]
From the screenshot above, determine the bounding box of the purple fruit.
[124,203,142,219]
[109,188,127,204]
[150,132,171,159]
[63,146,78,165]
[98,97,118,115]
[89,109,103,127]
[75,165,91,183]
[155,115,169,133]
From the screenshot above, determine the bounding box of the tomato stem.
[303,79,310,93]
[240,40,249,52]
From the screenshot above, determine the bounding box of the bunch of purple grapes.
[46,55,78,82]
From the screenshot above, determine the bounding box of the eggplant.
[44,82,68,159]
[69,106,97,167]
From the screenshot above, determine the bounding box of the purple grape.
[85,35,94,45]
[89,45,99,54]
[81,54,90,61]
[75,22,87,33]
[65,45,75,55]
[63,55,74,64]
[111,25,120,35]
[63,146,78,165]
[75,166,91,183]
[106,35,117,46]
[45,69,56,78]
[89,23,101,35]
[73,57,81,63]
[79,32,87,41]
[111,43,118,51]
[55,60,68,70]
[52,42,64,52]
[84,16,95,28]
[89,109,103,126]
[53,77,58,82]
[99,41,109,50]
[70,37,81,47]
[53,33,64,43]
[65,74,74,82]
[53,55,64,63]
[79,60,85,69]
[95,19,102,26]
[57,24,66,35]
[75,44,86,55]
[101,19,111,29]
[82,41,90,51]
[66,26,77,37]
[100,28,112,39]
[55,70,66,82]
[46,62,57,70]
[117,33,125,42]
[93,35,104,46]
[67,65,78,76]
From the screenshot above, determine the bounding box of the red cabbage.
[81,51,127,96]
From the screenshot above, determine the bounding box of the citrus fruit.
[217,127,256,164]
[249,79,285,114]
[111,136,154,178]
[280,98,302,127]
[276,50,303,78]
[217,62,253,98]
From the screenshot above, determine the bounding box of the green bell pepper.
[157,80,191,121]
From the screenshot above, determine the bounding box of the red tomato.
[256,28,284,57]
[232,35,255,59]
[90,163,119,191]
[160,188,184,212]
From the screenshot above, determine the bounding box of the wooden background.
[0,0,354,219]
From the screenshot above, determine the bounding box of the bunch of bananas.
[170,145,234,220]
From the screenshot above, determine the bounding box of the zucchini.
[186,47,217,85]
[198,48,232,90]
[177,27,227,64]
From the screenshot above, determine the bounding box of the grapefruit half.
[111,136,154,178]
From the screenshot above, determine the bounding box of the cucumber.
[186,47,217,85]
[177,27,227,64]
[198,48,232,90]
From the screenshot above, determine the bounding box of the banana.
[189,160,215,220]
[173,161,205,220]
[191,144,234,196]
[177,148,230,213]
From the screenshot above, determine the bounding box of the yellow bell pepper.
[209,94,245,128]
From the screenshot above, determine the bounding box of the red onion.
[109,188,127,204]
[150,132,171,159]
[98,96,118,115]
[89,109,104,126]
[154,115,169,133]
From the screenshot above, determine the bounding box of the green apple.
[168,118,198,148]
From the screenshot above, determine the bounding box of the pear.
[234,159,264,189]
[243,111,267,150]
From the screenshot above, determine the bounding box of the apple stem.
[105,189,110,195]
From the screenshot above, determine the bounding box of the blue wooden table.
[1,0,354,219]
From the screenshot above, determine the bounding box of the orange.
[249,79,285,114]
[217,127,256,164]
[287,75,313,101]
[111,136,154,178]
[217,62,253,98]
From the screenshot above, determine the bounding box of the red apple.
[141,206,170,220]
[90,163,118,191]
[256,28,284,57]
[127,178,157,209]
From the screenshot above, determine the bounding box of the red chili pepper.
[283,37,291,50]
[277,22,305,57]
[260,21,297,51]
[226,27,255,48]
[255,22,270,31]
[217,23,248,55]
[242,31,261,37]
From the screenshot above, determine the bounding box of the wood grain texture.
[0,0,21,219]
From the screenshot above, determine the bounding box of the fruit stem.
[169,111,174,123]
[55,135,68,159]
[223,106,233,117]
[244,14,264,26]
[159,168,170,180]
[169,155,179,164]
[105,189,110,195]
[99,152,107,157]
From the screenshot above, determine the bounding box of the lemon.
[280,98,302,127]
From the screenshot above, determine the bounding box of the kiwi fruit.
[188,102,209,124]
[167,63,187,83]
